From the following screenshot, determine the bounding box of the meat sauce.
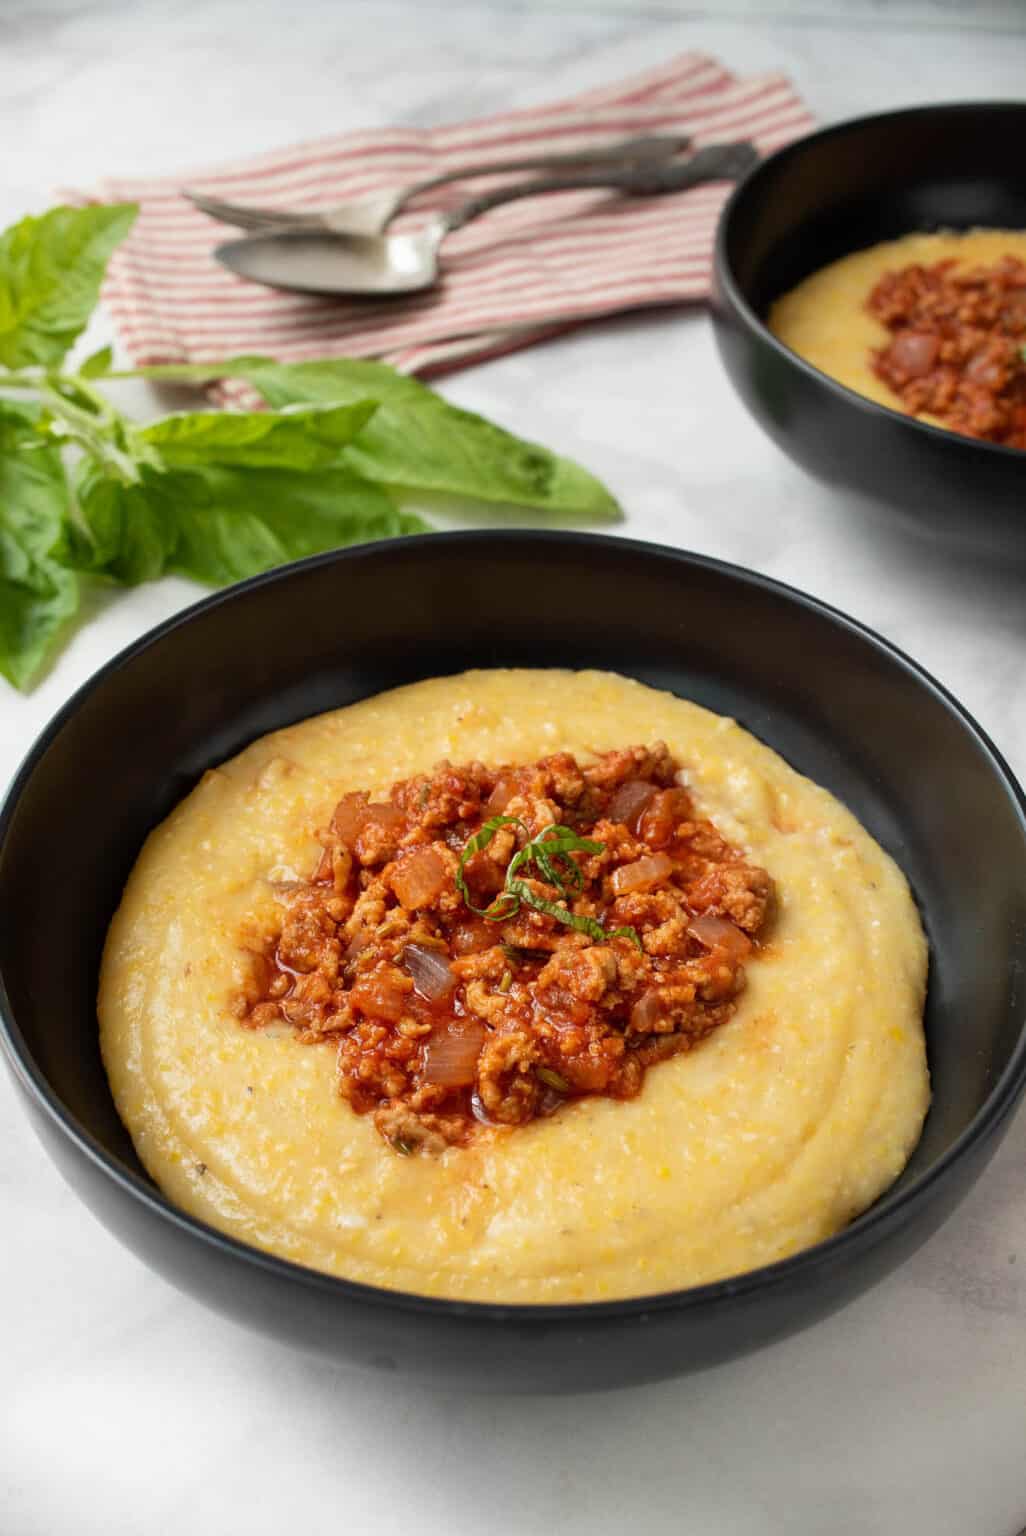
[237,745,774,1154]
[867,254,1026,448]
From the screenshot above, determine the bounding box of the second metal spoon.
[185,132,693,237]
[214,142,759,298]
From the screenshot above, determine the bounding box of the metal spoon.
[183,132,693,237]
[214,142,759,298]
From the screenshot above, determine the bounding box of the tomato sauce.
[239,745,773,1154]
[867,254,1026,447]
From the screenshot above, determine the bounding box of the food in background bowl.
[99,667,929,1303]
[769,230,1026,448]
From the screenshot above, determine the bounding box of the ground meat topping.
[866,255,1026,448]
[238,746,774,1153]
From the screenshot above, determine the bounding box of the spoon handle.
[390,132,694,219]
[444,142,760,233]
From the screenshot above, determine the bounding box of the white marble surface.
[3,4,1026,1533]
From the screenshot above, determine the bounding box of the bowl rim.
[3,527,1026,1323]
[714,98,1026,467]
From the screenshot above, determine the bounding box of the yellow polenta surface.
[99,669,929,1302]
[769,228,1026,421]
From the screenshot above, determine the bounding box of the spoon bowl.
[217,219,446,296]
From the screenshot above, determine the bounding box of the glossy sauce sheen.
[98,670,930,1303]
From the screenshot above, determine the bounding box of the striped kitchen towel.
[71,53,813,393]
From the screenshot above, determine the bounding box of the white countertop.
[3,4,1026,1533]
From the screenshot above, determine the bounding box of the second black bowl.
[2,532,1026,1391]
[712,102,1026,559]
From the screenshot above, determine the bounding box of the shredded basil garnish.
[456,817,642,950]
[454,815,527,916]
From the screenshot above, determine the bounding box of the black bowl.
[712,102,1026,560]
[2,531,1026,1393]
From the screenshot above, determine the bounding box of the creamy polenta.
[769,228,1026,425]
[99,669,929,1302]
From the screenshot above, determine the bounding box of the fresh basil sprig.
[0,203,621,690]
[456,816,642,949]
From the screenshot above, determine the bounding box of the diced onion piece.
[471,1088,499,1125]
[388,846,447,909]
[629,987,666,1033]
[423,1020,486,1087]
[639,787,692,848]
[349,973,410,1022]
[331,794,404,851]
[344,930,371,962]
[331,791,369,847]
[890,329,940,377]
[450,918,498,956]
[965,349,1004,388]
[402,943,457,1001]
[607,779,657,832]
[610,851,673,895]
[486,776,516,814]
[689,913,752,960]
[362,804,405,839]
[461,850,506,900]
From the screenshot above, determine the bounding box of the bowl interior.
[723,104,1026,317]
[2,534,1025,1234]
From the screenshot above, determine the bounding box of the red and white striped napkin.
[72,54,814,393]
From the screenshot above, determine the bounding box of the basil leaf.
[531,843,583,896]
[455,814,527,917]
[139,399,378,471]
[0,401,78,688]
[455,816,641,949]
[232,358,621,520]
[608,926,645,951]
[504,878,609,941]
[0,204,137,369]
[111,355,621,518]
[168,464,422,585]
[78,344,114,378]
[72,459,427,587]
[509,823,601,896]
[506,879,642,950]
[233,357,425,406]
[69,461,176,583]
